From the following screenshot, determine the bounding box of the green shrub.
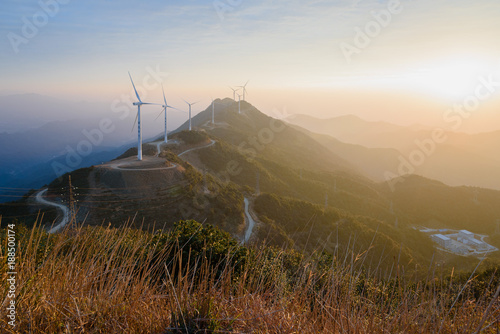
[177,130,209,145]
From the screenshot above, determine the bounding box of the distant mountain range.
[2,98,500,272]
[285,114,500,190]
[0,93,92,133]
[0,93,180,202]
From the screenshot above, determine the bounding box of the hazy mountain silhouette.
[286,114,500,190]
[2,99,500,269]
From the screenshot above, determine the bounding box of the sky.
[1,0,500,132]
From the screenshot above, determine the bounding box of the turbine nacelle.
[229,86,240,100]
[238,80,249,100]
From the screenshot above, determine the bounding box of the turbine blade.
[131,111,139,133]
[171,106,186,113]
[128,72,142,103]
[154,108,165,121]
[162,84,167,106]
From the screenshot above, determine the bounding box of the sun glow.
[405,59,489,100]
[314,59,494,103]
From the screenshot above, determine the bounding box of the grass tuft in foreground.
[0,219,499,333]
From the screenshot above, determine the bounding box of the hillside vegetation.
[1,99,500,274]
[0,99,500,274]
[1,220,498,333]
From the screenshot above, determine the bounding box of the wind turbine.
[183,99,199,131]
[155,84,178,143]
[238,80,249,101]
[129,72,159,161]
[229,87,239,100]
[237,93,241,114]
[210,97,215,124]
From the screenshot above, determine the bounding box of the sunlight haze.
[1,0,500,131]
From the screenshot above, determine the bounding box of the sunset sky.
[1,0,500,132]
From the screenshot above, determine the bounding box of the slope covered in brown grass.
[1,220,498,333]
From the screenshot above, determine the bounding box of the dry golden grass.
[0,219,499,333]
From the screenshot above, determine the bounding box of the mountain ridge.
[1,99,500,272]
[285,113,500,190]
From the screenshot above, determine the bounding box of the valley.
[3,98,500,275]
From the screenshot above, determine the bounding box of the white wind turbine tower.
[238,80,249,101]
[155,84,178,143]
[229,87,239,100]
[183,99,199,131]
[237,93,241,114]
[129,72,159,161]
[211,97,216,124]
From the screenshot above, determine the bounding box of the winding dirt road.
[178,140,216,157]
[106,139,216,171]
[155,141,162,156]
[243,197,256,243]
[32,139,217,232]
[106,158,178,171]
[35,188,70,233]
